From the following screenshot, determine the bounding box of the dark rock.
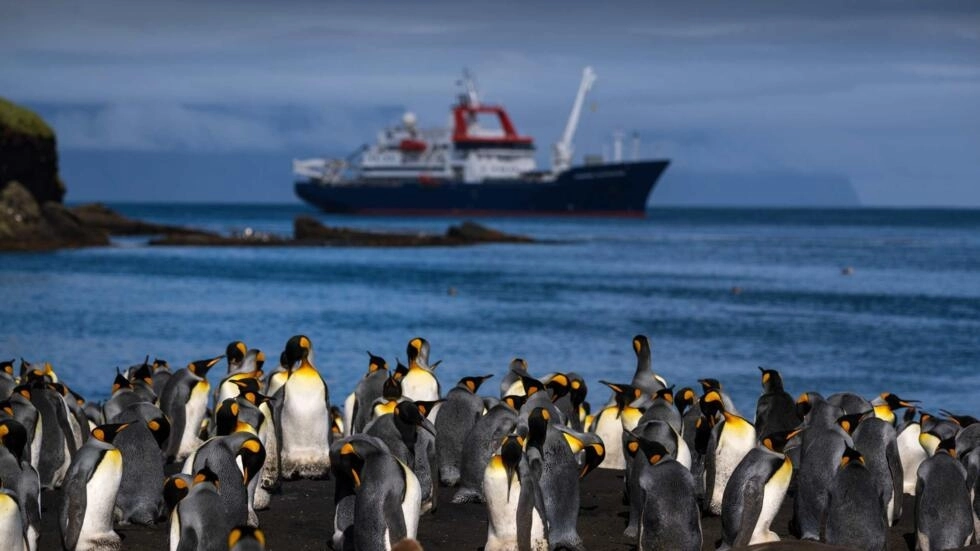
[0,98,64,204]
[71,203,213,236]
[0,181,109,251]
[445,221,533,243]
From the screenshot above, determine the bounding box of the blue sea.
[2,205,979,417]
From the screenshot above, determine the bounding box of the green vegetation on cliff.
[0,97,54,139]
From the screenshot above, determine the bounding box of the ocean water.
[2,205,979,417]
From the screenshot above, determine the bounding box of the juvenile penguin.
[753,367,800,439]
[171,467,232,551]
[637,443,702,551]
[279,342,332,479]
[453,396,521,503]
[401,338,440,402]
[436,375,493,486]
[333,435,422,551]
[60,423,129,551]
[719,432,794,548]
[160,355,223,461]
[703,390,757,515]
[483,434,548,551]
[630,334,667,396]
[914,439,975,551]
[825,447,888,551]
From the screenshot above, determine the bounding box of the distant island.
[0,98,533,251]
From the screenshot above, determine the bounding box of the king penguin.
[110,403,170,526]
[793,411,858,540]
[60,423,129,551]
[702,390,757,515]
[346,352,390,436]
[499,358,529,398]
[896,408,927,495]
[914,438,975,551]
[171,467,232,551]
[482,433,548,551]
[160,355,223,461]
[453,396,521,504]
[637,442,702,551]
[225,341,248,375]
[182,431,266,527]
[719,431,794,548]
[753,367,800,439]
[852,414,904,526]
[591,381,644,470]
[401,338,440,403]
[436,375,493,486]
[279,337,331,479]
[629,335,667,396]
[0,418,40,551]
[825,447,888,551]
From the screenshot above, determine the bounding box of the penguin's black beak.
[239,438,266,484]
[580,443,605,479]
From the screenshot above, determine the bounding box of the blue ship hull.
[295,160,669,217]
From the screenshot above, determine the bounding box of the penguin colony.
[0,335,978,551]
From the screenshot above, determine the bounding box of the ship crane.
[552,66,597,174]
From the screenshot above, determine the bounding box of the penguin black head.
[698,378,722,392]
[840,447,865,468]
[517,373,546,397]
[228,526,266,550]
[0,400,15,417]
[163,474,191,513]
[940,409,979,427]
[675,387,697,415]
[796,391,823,419]
[632,335,651,358]
[761,429,798,454]
[146,416,171,448]
[527,407,551,449]
[581,441,605,478]
[600,381,642,413]
[500,434,524,501]
[458,374,493,394]
[624,430,641,458]
[193,466,220,488]
[0,360,13,377]
[836,413,865,435]
[393,360,409,382]
[936,437,957,457]
[545,373,570,401]
[699,389,725,417]
[406,337,429,365]
[502,394,526,411]
[879,392,918,411]
[131,361,154,387]
[393,400,432,434]
[0,418,28,463]
[758,367,784,392]
[215,399,243,436]
[382,375,403,401]
[365,351,388,374]
[47,382,69,398]
[252,350,266,371]
[567,374,588,407]
[91,423,130,444]
[337,441,365,487]
[152,358,170,372]
[694,415,715,455]
[654,386,675,404]
[644,440,671,465]
[187,355,224,377]
[226,341,248,365]
[283,335,312,367]
[237,437,266,484]
[111,371,132,394]
[232,377,262,397]
[509,358,528,374]
[24,363,56,384]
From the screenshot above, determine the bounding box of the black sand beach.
[35,468,977,550]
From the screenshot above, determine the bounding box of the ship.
[293,67,669,217]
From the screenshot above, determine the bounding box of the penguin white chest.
[483,459,521,550]
[178,382,210,459]
[897,424,926,495]
[710,423,756,515]
[751,458,792,544]
[79,449,123,548]
[399,460,422,540]
[0,494,27,551]
[280,369,330,477]
[401,368,439,402]
[594,408,625,470]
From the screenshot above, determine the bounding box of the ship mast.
[552,66,597,174]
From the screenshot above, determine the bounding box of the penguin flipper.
[60,463,87,550]
[731,478,765,548]
[886,439,904,524]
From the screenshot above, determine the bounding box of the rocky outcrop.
[0,98,64,204]
[71,203,213,236]
[0,181,108,250]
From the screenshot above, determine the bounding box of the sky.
[1,0,979,205]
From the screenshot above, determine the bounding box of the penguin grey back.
[637,456,701,551]
[435,376,491,486]
[914,448,974,551]
[824,448,887,551]
[453,402,518,504]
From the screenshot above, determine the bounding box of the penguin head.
[232,377,262,397]
[226,341,248,365]
[654,386,674,404]
[632,335,651,358]
[216,399,244,436]
[395,401,438,437]
[796,391,824,419]
[699,389,725,417]
[91,423,130,444]
[517,373,546,397]
[406,337,429,365]
[146,416,171,448]
[283,335,312,367]
[130,362,154,387]
[761,429,799,454]
[509,358,528,374]
[698,378,722,393]
[366,352,388,374]
[545,373,570,401]
[393,360,410,381]
[879,392,917,411]
[581,441,605,478]
[187,355,224,377]
[940,409,979,428]
[675,387,697,415]
[163,474,191,513]
[840,447,865,468]
[644,441,671,465]
[526,407,551,449]
[251,350,266,371]
[237,437,266,484]
[0,360,13,377]
[501,394,526,411]
[565,374,587,407]
[152,358,170,373]
[919,429,942,456]
[836,412,865,435]
[24,362,57,384]
[193,466,220,488]
[600,381,642,414]
[935,437,957,457]
[499,434,524,500]
[458,374,493,394]
[111,371,132,395]
[11,385,31,402]
[382,375,403,401]
[228,526,266,550]
[758,367,784,392]
[0,419,28,463]
[337,442,365,487]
